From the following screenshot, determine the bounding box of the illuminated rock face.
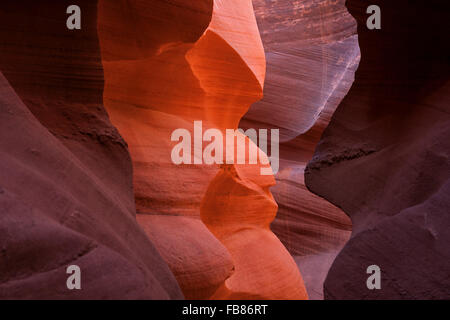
[201,165,307,299]
[0,0,182,299]
[98,0,307,299]
[1,0,447,301]
[240,0,359,299]
[243,0,360,141]
[306,0,450,299]
[137,215,234,300]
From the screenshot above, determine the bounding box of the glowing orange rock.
[240,0,359,299]
[201,163,307,299]
[137,215,234,299]
[98,0,307,299]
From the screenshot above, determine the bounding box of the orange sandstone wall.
[98,0,307,299]
[0,0,182,299]
[241,0,359,299]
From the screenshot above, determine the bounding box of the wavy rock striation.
[240,0,359,299]
[0,0,182,299]
[306,0,450,299]
[242,0,360,141]
[98,0,307,299]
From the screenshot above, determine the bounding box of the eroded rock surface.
[0,0,182,299]
[305,0,450,299]
[241,0,360,299]
[98,0,307,299]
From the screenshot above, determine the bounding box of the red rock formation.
[10,0,442,301]
[305,0,450,299]
[241,0,359,299]
[0,0,182,299]
[201,164,307,299]
[242,0,359,141]
[138,215,234,299]
[98,0,307,299]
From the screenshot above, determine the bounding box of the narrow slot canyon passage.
[98,0,358,300]
[1,0,448,301]
[241,0,359,299]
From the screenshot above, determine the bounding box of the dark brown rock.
[305,0,450,299]
[241,0,359,299]
[0,0,182,299]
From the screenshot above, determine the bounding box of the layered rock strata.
[241,0,360,299]
[98,0,308,299]
[0,0,182,299]
[306,0,450,299]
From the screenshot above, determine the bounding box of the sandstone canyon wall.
[1,0,447,301]
[0,0,312,300]
[0,0,356,300]
[241,0,359,299]
[305,0,450,299]
[0,0,182,299]
[98,0,307,299]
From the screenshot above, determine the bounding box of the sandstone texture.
[0,0,182,299]
[98,0,307,299]
[241,0,359,299]
[305,0,450,299]
[1,0,446,301]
